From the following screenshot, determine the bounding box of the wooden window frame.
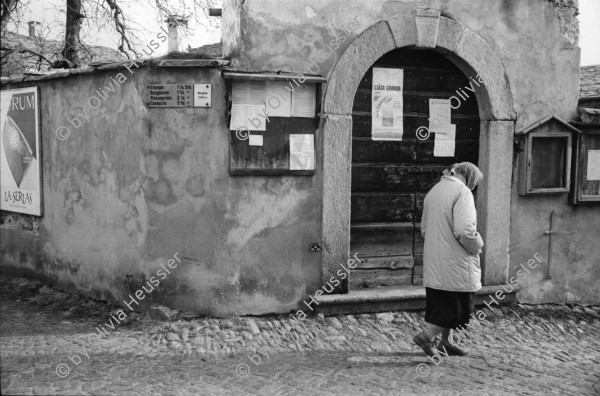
[517,115,582,196]
[518,131,573,195]
[571,125,600,204]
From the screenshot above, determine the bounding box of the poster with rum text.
[0,87,43,216]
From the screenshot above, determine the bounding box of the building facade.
[1,0,598,316]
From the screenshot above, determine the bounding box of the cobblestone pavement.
[1,278,600,395]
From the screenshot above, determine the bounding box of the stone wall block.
[477,120,514,285]
[436,17,465,53]
[386,14,417,49]
[321,114,353,291]
[414,9,440,48]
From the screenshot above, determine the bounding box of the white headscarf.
[454,162,483,190]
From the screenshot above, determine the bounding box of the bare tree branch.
[15,47,53,64]
[77,34,93,60]
[103,0,136,58]
[150,0,221,30]
[1,0,19,32]
[1,0,32,34]
[2,0,220,75]
[1,46,53,74]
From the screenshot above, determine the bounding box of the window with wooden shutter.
[571,124,600,204]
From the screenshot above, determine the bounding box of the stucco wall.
[509,191,600,305]
[0,64,323,316]
[222,0,243,62]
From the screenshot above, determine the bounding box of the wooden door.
[350,48,480,289]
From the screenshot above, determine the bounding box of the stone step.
[315,285,517,316]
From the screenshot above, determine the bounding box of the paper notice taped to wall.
[232,81,266,105]
[433,124,456,157]
[372,67,404,141]
[230,104,267,131]
[587,150,600,180]
[289,134,315,170]
[232,80,316,120]
[231,80,268,131]
[429,99,451,129]
[249,135,264,146]
[266,81,292,117]
[291,84,316,118]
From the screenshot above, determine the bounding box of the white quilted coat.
[421,176,483,292]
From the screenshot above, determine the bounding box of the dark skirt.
[425,287,475,329]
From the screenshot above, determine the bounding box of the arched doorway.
[349,48,480,289]
[321,11,516,293]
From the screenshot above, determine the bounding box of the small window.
[530,136,569,189]
[572,126,600,204]
[517,115,580,195]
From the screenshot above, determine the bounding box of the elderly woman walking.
[413,162,484,357]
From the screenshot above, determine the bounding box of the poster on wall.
[429,99,456,157]
[0,87,43,216]
[371,67,404,141]
[289,134,315,170]
[429,99,451,129]
[433,124,456,157]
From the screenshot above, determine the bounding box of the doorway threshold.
[315,285,517,316]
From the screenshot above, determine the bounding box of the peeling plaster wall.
[508,192,600,305]
[227,0,599,304]
[547,0,579,45]
[0,65,322,316]
[222,0,243,60]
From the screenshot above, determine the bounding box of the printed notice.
[230,104,267,131]
[249,135,264,146]
[429,99,451,129]
[193,84,211,107]
[433,124,456,157]
[291,85,316,118]
[146,84,193,107]
[289,134,315,170]
[232,81,267,105]
[587,150,600,180]
[146,84,211,107]
[372,67,404,141]
[266,81,292,117]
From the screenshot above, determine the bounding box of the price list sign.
[146,84,211,108]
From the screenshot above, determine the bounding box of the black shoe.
[413,334,438,357]
[437,341,468,356]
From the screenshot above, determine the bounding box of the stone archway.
[321,10,517,291]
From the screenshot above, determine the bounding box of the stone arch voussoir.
[325,11,516,120]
